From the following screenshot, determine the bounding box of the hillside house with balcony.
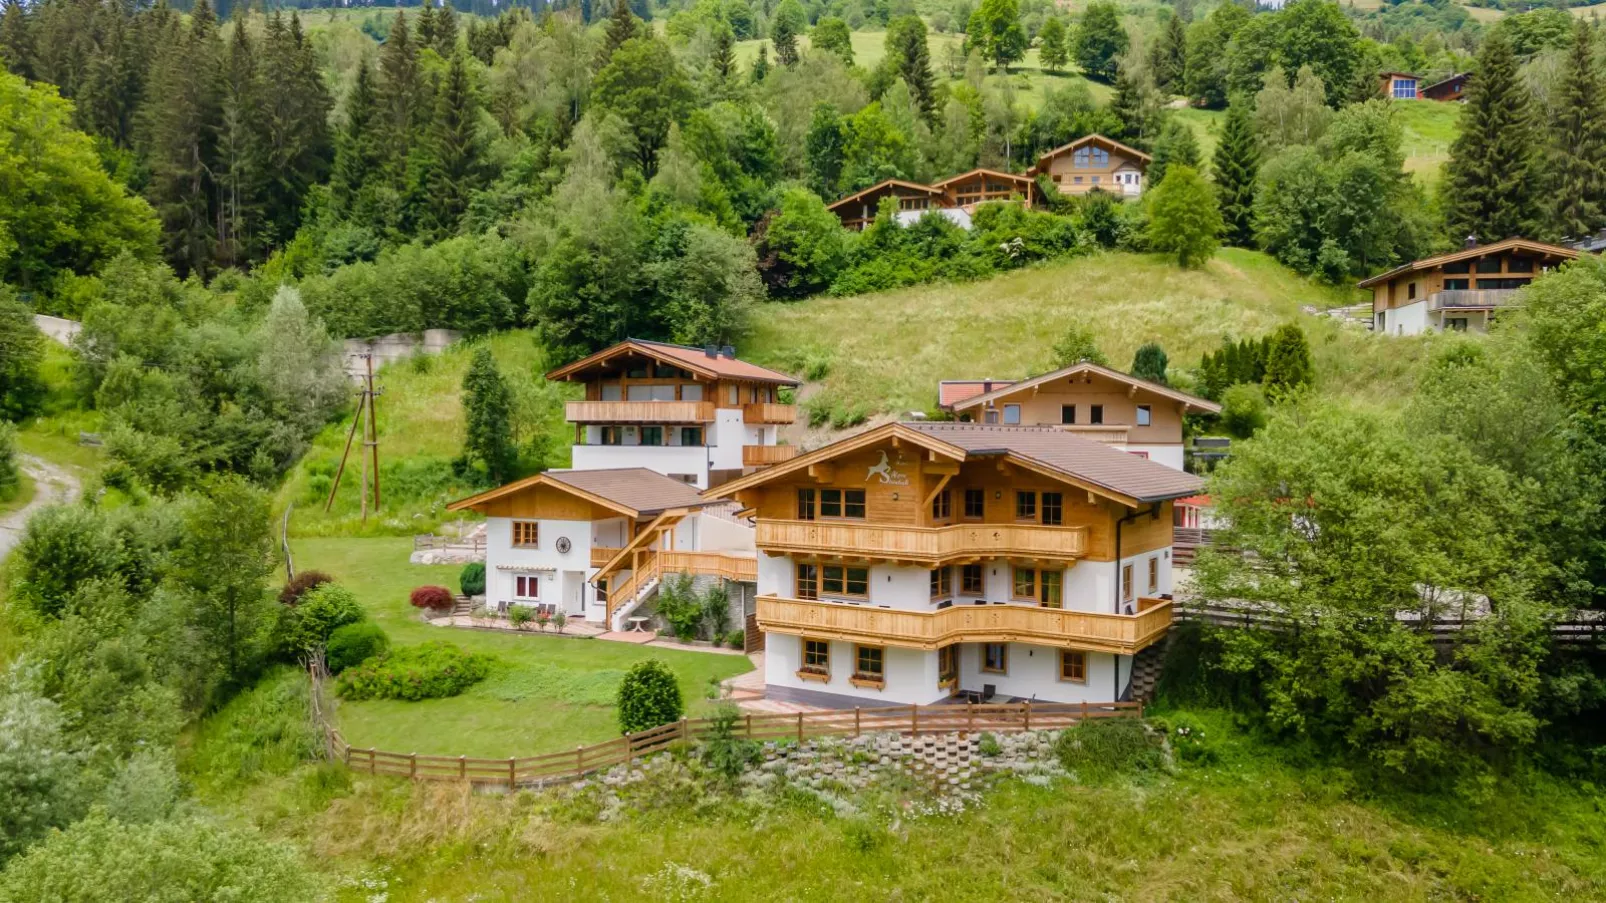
[546,339,800,489]
[1380,72,1420,99]
[447,468,759,630]
[1421,72,1470,102]
[706,422,1202,708]
[826,180,957,231]
[1359,238,1580,335]
[938,362,1220,472]
[1029,134,1149,198]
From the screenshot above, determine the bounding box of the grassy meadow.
[295,537,752,759]
[745,248,1417,418]
[195,705,1606,902]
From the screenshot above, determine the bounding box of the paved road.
[0,454,81,559]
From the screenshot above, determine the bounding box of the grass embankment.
[296,537,752,759]
[208,707,1606,901]
[0,469,35,517]
[277,332,576,537]
[747,248,1422,420]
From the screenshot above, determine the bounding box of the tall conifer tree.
[423,52,485,237]
[1152,13,1187,96]
[1212,98,1258,246]
[216,20,264,267]
[0,0,34,80]
[886,16,936,120]
[332,59,381,215]
[1549,21,1606,239]
[376,11,422,186]
[435,1,459,56]
[1443,31,1543,243]
[599,0,638,67]
[139,0,223,275]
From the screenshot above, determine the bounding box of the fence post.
[855,707,861,738]
[911,704,919,736]
[507,757,515,788]
[1023,700,1031,732]
[681,717,690,743]
[576,745,584,777]
[796,711,803,744]
[626,732,634,767]
[1081,700,1088,722]
[1136,698,1144,719]
[368,748,376,774]
[459,755,466,779]
[746,715,753,739]
[967,700,974,733]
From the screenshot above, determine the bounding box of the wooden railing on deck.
[564,400,716,423]
[742,403,798,424]
[603,551,758,624]
[743,445,800,466]
[591,547,624,567]
[756,519,1090,563]
[757,595,1172,655]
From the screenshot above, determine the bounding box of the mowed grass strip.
[296,537,752,759]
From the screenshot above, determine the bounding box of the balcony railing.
[1426,289,1520,311]
[743,445,801,467]
[743,403,798,424]
[565,401,716,423]
[756,519,1089,564]
[756,595,1173,655]
[591,546,623,567]
[1056,424,1130,445]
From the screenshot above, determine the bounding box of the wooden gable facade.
[1029,134,1150,198]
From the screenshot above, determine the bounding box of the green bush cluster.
[617,659,684,734]
[325,622,390,674]
[1054,717,1170,778]
[272,583,366,658]
[334,642,494,701]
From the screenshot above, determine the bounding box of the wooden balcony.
[1057,424,1130,445]
[592,547,624,568]
[756,595,1173,655]
[743,444,800,467]
[565,401,716,424]
[756,519,1089,564]
[1425,289,1520,312]
[743,403,798,424]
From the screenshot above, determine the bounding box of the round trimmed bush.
[278,570,333,606]
[409,585,455,612]
[326,622,390,673]
[274,583,365,657]
[617,659,684,734]
[459,562,486,597]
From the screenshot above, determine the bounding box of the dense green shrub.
[1150,713,1218,765]
[335,642,494,701]
[0,422,18,502]
[656,573,705,642]
[618,658,684,734]
[11,505,125,618]
[277,570,332,606]
[459,562,487,597]
[725,630,746,649]
[509,605,534,630]
[409,585,455,612]
[325,622,390,673]
[1055,717,1169,778]
[700,702,760,780]
[1220,383,1269,439]
[273,583,365,657]
[0,811,321,903]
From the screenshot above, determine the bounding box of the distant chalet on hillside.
[825,134,1149,232]
[1421,72,1471,102]
[1359,237,1581,336]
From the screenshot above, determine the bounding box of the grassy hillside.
[744,248,1416,420]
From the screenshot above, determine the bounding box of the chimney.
[703,344,718,358]
[1464,234,1478,250]
[720,345,736,359]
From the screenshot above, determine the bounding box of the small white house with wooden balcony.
[446,468,758,630]
[939,362,1220,472]
[1359,237,1580,335]
[546,339,801,489]
[705,421,1203,709]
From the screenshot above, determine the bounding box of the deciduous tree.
[1146,164,1221,268]
[812,16,853,65]
[1073,0,1127,82]
[1037,16,1068,74]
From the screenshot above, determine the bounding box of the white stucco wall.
[485,516,595,617]
[708,408,748,472]
[957,643,1121,703]
[1389,300,1428,336]
[766,635,949,706]
[696,513,756,552]
[1121,444,1184,471]
[570,445,710,487]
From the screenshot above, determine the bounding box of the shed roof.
[447,468,712,518]
[948,361,1220,414]
[1355,238,1580,289]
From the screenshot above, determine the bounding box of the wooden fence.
[1175,600,1606,647]
[413,533,486,556]
[311,664,1140,789]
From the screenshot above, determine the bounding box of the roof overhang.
[931,168,1035,190]
[1030,133,1153,173]
[826,179,947,213]
[544,339,798,385]
[446,473,642,519]
[1357,238,1580,289]
[949,362,1221,415]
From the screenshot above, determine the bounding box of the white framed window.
[515,575,539,599]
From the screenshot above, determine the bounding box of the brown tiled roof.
[902,422,1204,503]
[545,468,712,515]
[949,362,1220,414]
[931,168,1035,189]
[447,467,710,517]
[938,379,1016,409]
[545,339,799,385]
[1356,238,1579,288]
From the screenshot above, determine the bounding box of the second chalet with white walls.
[938,361,1221,472]
[545,339,801,490]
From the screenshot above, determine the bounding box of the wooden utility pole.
[324,353,383,521]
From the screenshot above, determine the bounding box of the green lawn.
[744,248,1418,418]
[295,537,753,759]
[1395,100,1462,189]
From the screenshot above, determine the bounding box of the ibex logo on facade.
[866,451,910,485]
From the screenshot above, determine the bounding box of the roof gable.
[826,179,947,212]
[447,467,710,518]
[544,339,799,385]
[1356,238,1580,288]
[1032,133,1152,169]
[949,362,1220,414]
[931,168,1035,189]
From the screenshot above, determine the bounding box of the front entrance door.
[564,570,585,617]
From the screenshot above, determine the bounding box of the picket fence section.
[310,665,1140,789]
